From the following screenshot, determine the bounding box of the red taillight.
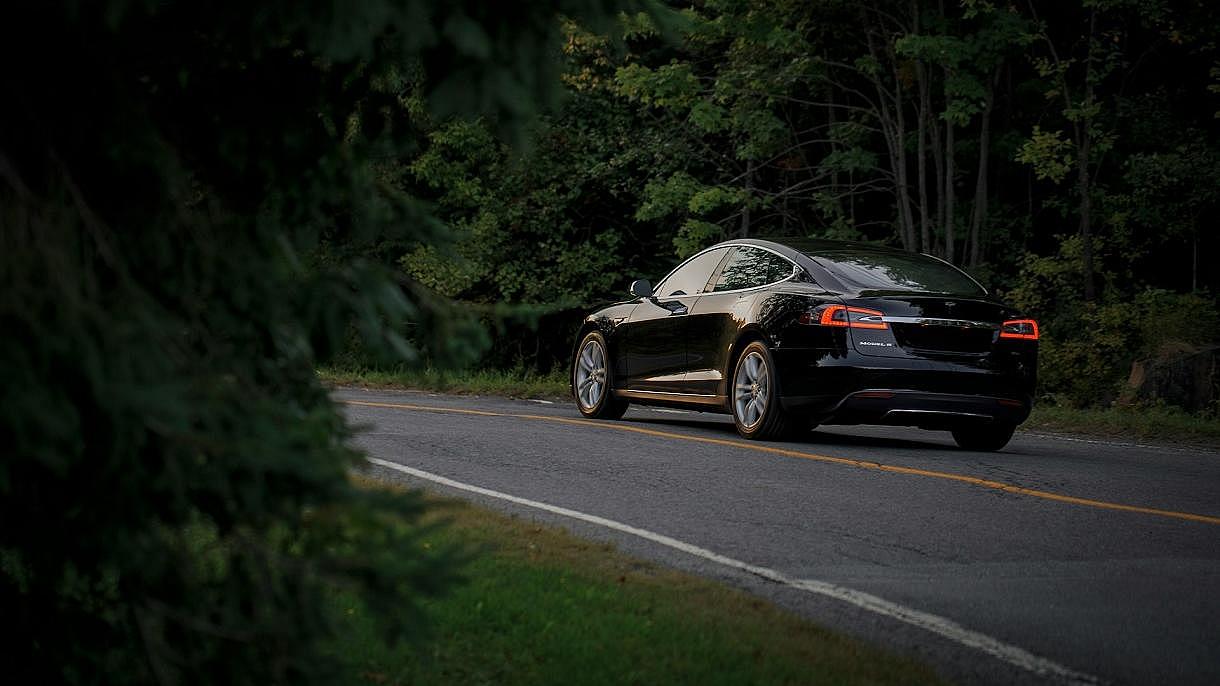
[800,304,888,329]
[1000,319,1039,340]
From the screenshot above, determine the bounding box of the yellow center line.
[343,399,1220,527]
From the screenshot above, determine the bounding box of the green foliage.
[1007,236,1089,317]
[402,109,652,305]
[1009,238,1219,405]
[0,0,648,683]
[819,147,880,176]
[636,171,706,221]
[676,220,730,257]
[1016,126,1075,182]
[689,185,749,215]
[691,99,731,132]
[996,290,1216,408]
[605,1,845,241]
[393,22,696,315]
[1120,139,1220,242]
[1131,289,1220,354]
[344,0,1220,412]
[614,62,702,107]
[1034,303,1135,406]
[410,119,503,209]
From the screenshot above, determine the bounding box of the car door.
[622,247,731,392]
[685,246,797,396]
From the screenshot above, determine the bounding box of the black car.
[571,238,1038,451]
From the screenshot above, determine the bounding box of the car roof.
[707,237,987,297]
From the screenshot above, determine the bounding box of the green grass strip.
[331,478,944,686]
[1025,404,1220,448]
[319,366,568,399]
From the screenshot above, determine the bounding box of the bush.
[0,1,638,683]
[1011,252,1219,407]
[1034,301,1141,407]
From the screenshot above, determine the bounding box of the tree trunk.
[1078,130,1094,301]
[930,98,945,254]
[782,171,790,235]
[865,24,914,251]
[916,67,933,253]
[1078,11,1097,301]
[828,81,839,213]
[968,65,1000,269]
[893,60,917,252]
[741,158,754,238]
[1192,229,1198,293]
[930,3,946,255]
[849,169,856,228]
[913,0,932,254]
[877,112,910,250]
[943,94,956,263]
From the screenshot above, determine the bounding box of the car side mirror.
[630,279,653,298]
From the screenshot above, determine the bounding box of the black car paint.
[574,239,1036,427]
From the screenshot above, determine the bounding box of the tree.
[1014,0,1180,300]
[0,1,645,682]
[613,1,898,254]
[309,0,1220,408]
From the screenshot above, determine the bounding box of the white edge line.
[365,457,1100,686]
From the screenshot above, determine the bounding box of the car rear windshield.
[807,250,986,296]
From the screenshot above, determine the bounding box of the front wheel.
[951,423,1016,451]
[731,341,810,440]
[573,331,629,420]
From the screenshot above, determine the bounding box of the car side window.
[712,247,795,292]
[654,247,730,297]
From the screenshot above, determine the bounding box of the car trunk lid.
[842,294,1007,359]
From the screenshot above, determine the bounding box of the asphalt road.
[337,387,1220,686]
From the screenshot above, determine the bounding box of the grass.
[318,365,568,399]
[331,477,944,686]
[1024,403,1220,448]
[320,366,1219,449]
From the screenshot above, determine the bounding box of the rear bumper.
[773,348,1034,426]
[818,390,1029,427]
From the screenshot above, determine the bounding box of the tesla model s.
[570,238,1038,451]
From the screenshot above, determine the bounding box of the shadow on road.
[805,429,952,451]
[621,413,954,452]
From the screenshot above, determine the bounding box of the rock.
[1124,343,1218,412]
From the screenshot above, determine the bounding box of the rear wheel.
[573,332,629,420]
[731,341,811,440]
[951,423,1016,451]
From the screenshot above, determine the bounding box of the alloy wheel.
[734,350,769,429]
[575,338,607,410]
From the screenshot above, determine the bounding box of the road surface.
[337,387,1220,686]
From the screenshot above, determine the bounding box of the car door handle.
[669,305,688,315]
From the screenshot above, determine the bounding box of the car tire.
[730,341,810,440]
[951,423,1016,451]
[573,331,630,420]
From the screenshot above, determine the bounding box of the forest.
[339,0,1220,412]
